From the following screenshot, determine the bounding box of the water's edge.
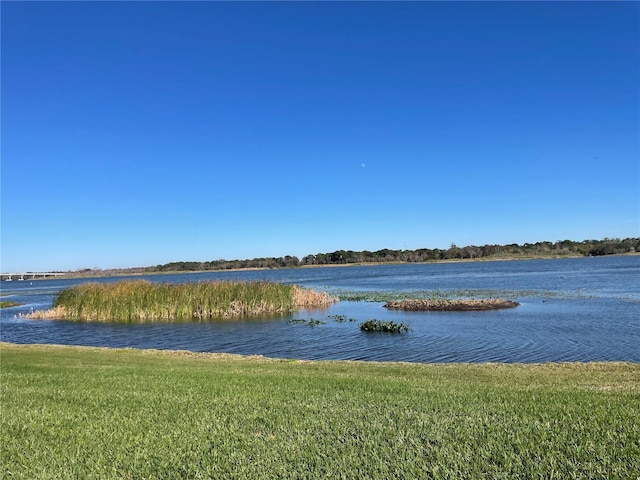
[1,256,638,363]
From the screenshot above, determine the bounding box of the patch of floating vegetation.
[288,318,327,327]
[330,289,591,303]
[290,315,358,327]
[384,299,520,311]
[360,319,410,333]
[327,314,358,323]
[0,301,21,308]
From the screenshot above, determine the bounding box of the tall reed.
[46,280,336,322]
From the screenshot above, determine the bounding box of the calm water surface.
[1,256,638,363]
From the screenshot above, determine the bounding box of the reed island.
[384,298,520,311]
[28,280,336,322]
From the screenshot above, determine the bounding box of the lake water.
[1,256,638,363]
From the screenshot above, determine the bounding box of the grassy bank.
[29,280,336,322]
[1,343,638,479]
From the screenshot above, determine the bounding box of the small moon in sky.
[361,163,366,168]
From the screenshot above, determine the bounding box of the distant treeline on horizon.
[74,237,639,276]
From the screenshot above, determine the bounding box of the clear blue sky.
[2,1,639,272]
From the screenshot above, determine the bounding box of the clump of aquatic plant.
[0,301,21,308]
[331,288,583,303]
[21,306,66,319]
[291,286,337,308]
[328,314,357,323]
[289,318,327,327]
[288,318,308,325]
[360,319,409,333]
[31,280,336,322]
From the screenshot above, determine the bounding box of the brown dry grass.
[384,298,520,311]
[23,305,67,319]
[291,285,337,308]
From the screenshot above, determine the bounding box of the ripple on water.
[1,256,639,363]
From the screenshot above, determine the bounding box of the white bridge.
[1,272,66,281]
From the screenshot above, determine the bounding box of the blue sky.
[2,1,639,272]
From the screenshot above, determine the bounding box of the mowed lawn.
[1,343,639,479]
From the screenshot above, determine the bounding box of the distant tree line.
[147,237,638,273]
[154,255,301,272]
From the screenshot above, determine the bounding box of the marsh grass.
[34,280,336,322]
[24,305,66,319]
[2,343,639,479]
[0,301,21,308]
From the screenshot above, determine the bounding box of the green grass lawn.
[1,343,639,479]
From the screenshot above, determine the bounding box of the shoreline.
[1,341,637,366]
[15,252,638,282]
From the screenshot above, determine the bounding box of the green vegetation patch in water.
[30,280,336,322]
[331,288,588,302]
[360,319,410,333]
[328,314,358,323]
[0,301,21,308]
[288,318,327,327]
